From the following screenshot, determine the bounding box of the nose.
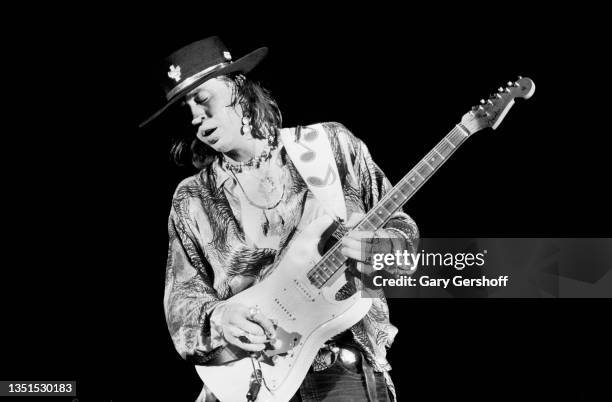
[188,102,209,126]
[192,114,206,126]
[191,109,211,126]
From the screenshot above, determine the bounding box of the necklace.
[228,151,286,210]
[230,170,286,210]
[223,133,279,174]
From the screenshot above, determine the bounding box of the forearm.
[165,279,227,362]
[383,214,420,276]
[165,214,227,363]
[385,212,419,245]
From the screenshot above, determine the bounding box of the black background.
[3,4,610,401]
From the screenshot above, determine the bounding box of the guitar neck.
[307,124,471,288]
[356,124,470,231]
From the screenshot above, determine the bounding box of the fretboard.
[307,124,471,288]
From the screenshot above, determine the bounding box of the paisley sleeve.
[164,199,226,364]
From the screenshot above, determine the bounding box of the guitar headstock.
[460,76,535,134]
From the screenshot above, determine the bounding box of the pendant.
[260,176,277,195]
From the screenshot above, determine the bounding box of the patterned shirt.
[164,122,419,389]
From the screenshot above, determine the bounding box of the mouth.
[202,127,217,137]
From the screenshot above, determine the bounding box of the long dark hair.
[170,74,282,169]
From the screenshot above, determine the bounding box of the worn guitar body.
[196,215,372,402]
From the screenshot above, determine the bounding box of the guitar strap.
[279,124,347,222]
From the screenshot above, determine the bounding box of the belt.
[318,343,380,402]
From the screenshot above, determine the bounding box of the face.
[184,77,246,153]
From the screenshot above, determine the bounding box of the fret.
[404,172,423,189]
[331,249,346,264]
[327,249,346,266]
[443,136,456,148]
[424,151,443,170]
[382,196,399,213]
[307,249,346,287]
[391,190,405,205]
[424,157,435,169]
[374,208,389,224]
[436,139,454,159]
[416,162,433,178]
[359,218,378,231]
[383,192,399,207]
[396,180,415,196]
[447,129,466,147]
[318,263,333,276]
[366,213,384,228]
[376,203,391,216]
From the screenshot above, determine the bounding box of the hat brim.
[139,47,268,128]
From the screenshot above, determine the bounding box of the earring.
[265,128,278,148]
[241,116,252,136]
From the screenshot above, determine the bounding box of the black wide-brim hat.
[139,36,267,127]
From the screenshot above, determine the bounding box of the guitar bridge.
[263,325,302,357]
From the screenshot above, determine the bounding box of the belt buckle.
[337,345,361,372]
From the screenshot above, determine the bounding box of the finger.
[341,237,363,251]
[244,334,268,344]
[236,319,266,337]
[341,246,368,263]
[345,213,365,229]
[226,326,248,339]
[226,327,267,348]
[345,230,376,241]
[248,313,276,338]
[225,333,266,352]
[235,330,268,345]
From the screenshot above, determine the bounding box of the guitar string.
[308,126,470,287]
[309,128,465,283]
[309,127,468,283]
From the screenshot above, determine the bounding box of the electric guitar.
[196,77,536,401]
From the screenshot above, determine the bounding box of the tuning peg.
[507,81,513,86]
[505,87,511,93]
[480,99,485,104]
[517,76,523,80]
[498,87,504,92]
[495,93,502,99]
[487,99,494,105]
[478,105,485,111]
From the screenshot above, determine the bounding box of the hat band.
[166,62,230,100]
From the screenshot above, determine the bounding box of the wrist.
[208,302,229,347]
